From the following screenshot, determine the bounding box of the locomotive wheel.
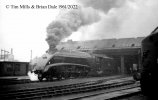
[63,74,68,79]
[46,75,53,81]
[57,74,62,80]
[38,74,43,81]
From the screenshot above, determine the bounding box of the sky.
[0,0,158,62]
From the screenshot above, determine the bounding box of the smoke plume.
[67,0,158,40]
[46,7,100,53]
[46,0,158,48]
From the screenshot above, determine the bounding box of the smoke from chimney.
[46,7,101,53]
[46,0,158,50]
[67,0,158,40]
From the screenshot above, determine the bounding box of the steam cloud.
[46,7,100,53]
[46,0,158,50]
[67,0,158,40]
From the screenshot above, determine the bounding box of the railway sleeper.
[2,91,49,99]
[0,80,103,96]
[1,79,136,99]
[1,89,52,98]
[7,82,132,98]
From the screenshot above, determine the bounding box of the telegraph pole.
[30,50,32,61]
[1,49,2,59]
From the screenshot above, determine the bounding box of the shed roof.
[58,37,145,50]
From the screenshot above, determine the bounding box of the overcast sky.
[0,0,158,61]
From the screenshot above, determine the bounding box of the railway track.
[0,75,125,85]
[73,87,141,100]
[0,78,137,100]
[68,82,140,100]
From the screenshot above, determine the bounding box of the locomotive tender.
[30,50,112,81]
[140,27,158,97]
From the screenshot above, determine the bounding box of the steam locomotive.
[29,50,112,81]
[140,27,158,97]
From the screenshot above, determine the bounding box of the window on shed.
[77,46,81,49]
[6,63,13,72]
[131,43,135,47]
[112,44,115,47]
[15,64,20,71]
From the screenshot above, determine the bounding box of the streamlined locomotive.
[30,50,96,81]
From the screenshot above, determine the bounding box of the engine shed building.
[57,37,144,75]
[0,61,29,76]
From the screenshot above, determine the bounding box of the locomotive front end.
[28,53,53,81]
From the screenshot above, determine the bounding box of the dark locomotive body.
[30,50,113,81]
[140,27,158,97]
[141,27,158,73]
[42,63,90,81]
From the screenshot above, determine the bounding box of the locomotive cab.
[132,27,158,81]
[140,27,158,97]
